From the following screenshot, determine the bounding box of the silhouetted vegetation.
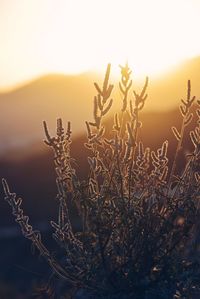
[2,64,200,298]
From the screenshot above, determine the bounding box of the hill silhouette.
[0,72,100,153]
[0,57,200,154]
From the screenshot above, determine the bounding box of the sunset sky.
[0,0,200,89]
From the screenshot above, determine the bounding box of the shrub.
[2,64,200,299]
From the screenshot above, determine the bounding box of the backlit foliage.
[2,64,200,299]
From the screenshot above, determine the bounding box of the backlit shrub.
[2,64,200,299]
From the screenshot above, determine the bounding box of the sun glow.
[0,0,200,88]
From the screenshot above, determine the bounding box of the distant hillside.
[0,57,199,153]
[145,56,200,110]
[0,73,100,153]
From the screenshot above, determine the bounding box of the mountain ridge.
[0,56,199,153]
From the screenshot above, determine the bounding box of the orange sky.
[0,0,200,90]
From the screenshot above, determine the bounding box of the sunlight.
[41,0,200,77]
[0,0,200,87]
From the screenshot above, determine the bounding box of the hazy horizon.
[0,55,199,93]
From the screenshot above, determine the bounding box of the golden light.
[0,0,200,88]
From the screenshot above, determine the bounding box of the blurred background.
[0,0,200,297]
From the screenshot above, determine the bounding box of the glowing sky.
[0,0,200,89]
